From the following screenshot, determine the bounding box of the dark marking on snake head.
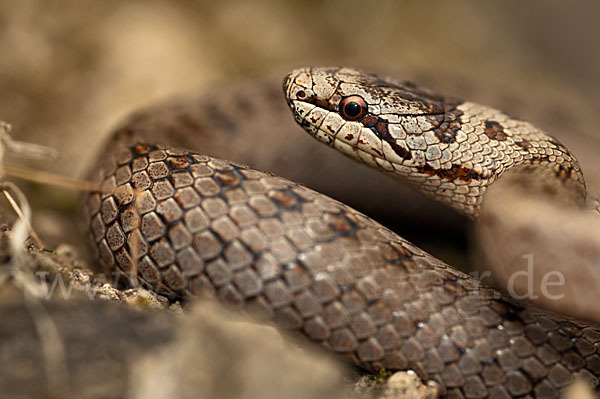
[362,114,378,127]
[370,117,412,160]
[371,148,383,157]
[304,95,336,112]
[326,125,337,135]
[301,119,313,131]
[375,120,388,137]
[484,121,508,141]
[417,163,485,182]
[345,133,354,141]
[433,108,464,144]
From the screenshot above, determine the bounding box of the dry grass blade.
[0,121,58,161]
[0,122,71,394]
[1,184,43,248]
[4,162,104,192]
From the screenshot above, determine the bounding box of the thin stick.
[3,162,104,192]
[1,187,44,248]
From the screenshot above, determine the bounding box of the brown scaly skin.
[82,68,600,398]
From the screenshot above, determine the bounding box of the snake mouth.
[282,72,296,107]
[283,68,323,137]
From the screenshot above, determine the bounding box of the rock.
[380,371,439,399]
[0,292,177,398]
[129,301,349,399]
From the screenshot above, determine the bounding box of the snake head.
[284,67,450,145]
[284,67,585,218]
[283,67,459,170]
[283,67,480,213]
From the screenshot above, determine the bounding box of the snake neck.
[283,67,587,219]
[483,158,586,209]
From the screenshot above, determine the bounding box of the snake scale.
[81,67,600,398]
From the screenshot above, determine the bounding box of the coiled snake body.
[82,67,600,398]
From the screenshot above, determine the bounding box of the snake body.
[82,68,600,398]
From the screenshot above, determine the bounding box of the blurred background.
[0,0,599,255]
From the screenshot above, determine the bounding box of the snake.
[81,67,600,398]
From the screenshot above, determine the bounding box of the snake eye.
[340,96,368,121]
